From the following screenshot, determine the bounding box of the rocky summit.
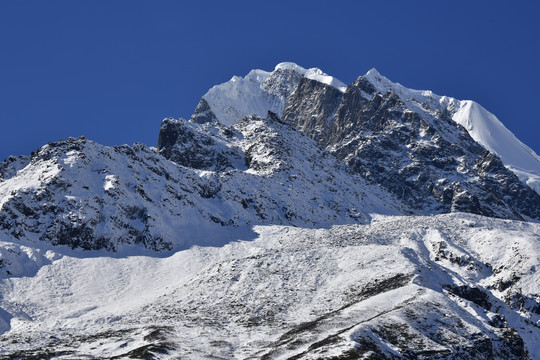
[0,63,539,359]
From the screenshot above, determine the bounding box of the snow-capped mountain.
[193,63,540,197]
[0,63,539,359]
[189,62,540,221]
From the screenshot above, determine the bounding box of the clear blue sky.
[1,1,539,161]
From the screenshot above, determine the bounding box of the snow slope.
[0,213,538,359]
[453,101,540,193]
[365,68,540,194]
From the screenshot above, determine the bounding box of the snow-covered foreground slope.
[0,213,538,359]
[364,69,540,194]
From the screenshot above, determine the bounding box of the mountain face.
[0,63,539,359]
[283,74,540,220]
[365,69,540,195]
[186,63,540,221]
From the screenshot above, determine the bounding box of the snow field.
[0,213,538,358]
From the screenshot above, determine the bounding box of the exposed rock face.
[282,77,343,144]
[190,98,218,124]
[281,74,540,220]
[260,65,305,113]
[157,117,243,171]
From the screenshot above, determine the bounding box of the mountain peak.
[274,61,307,72]
[2,63,540,358]
[363,67,408,96]
[192,63,346,126]
[365,67,382,77]
[275,62,347,92]
[364,67,392,86]
[273,62,346,91]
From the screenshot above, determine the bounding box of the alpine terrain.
[0,63,539,359]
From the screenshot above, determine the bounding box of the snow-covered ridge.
[364,68,540,194]
[0,117,404,253]
[453,101,540,193]
[275,62,347,92]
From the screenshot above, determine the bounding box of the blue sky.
[1,1,539,161]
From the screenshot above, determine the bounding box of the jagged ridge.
[0,113,401,253]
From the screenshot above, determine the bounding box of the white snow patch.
[104,174,117,191]
[201,69,272,126]
[63,150,79,168]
